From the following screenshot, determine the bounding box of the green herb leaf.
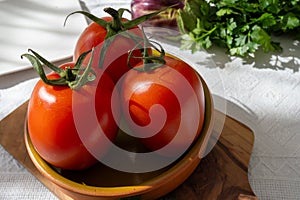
[282,13,300,31]
[177,0,300,57]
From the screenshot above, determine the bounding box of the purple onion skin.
[131,0,184,28]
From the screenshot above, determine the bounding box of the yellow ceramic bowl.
[24,76,214,200]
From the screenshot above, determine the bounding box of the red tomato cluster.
[24,8,206,170]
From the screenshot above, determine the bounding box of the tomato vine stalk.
[127,29,167,72]
[21,49,96,90]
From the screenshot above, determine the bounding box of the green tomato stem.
[21,49,95,90]
[103,7,123,35]
[127,29,166,72]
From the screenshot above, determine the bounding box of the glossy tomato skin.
[27,63,119,170]
[74,17,148,84]
[121,56,205,156]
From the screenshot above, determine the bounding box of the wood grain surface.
[0,101,257,200]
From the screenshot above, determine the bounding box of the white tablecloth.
[1,0,300,199]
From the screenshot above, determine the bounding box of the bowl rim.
[24,75,214,198]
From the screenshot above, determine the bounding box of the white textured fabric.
[0,0,300,199]
[0,78,38,121]
[0,146,57,200]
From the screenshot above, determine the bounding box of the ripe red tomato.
[27,62,119,170]
[120,55,205,157]
[74,17,147,84]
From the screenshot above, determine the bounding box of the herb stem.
[195,26,217,41]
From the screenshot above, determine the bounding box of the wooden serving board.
[0,102,257,200]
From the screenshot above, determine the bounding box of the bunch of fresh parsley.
[177,0,300,57]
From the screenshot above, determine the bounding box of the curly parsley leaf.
[177,0,300,57]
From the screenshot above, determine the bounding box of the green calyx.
[64,7,167,39]
[21,49,96,90]
[128,29,166,72]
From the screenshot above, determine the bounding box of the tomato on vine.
[66,7,162,84]
[22,49,120,170]
[120,41,206,157]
